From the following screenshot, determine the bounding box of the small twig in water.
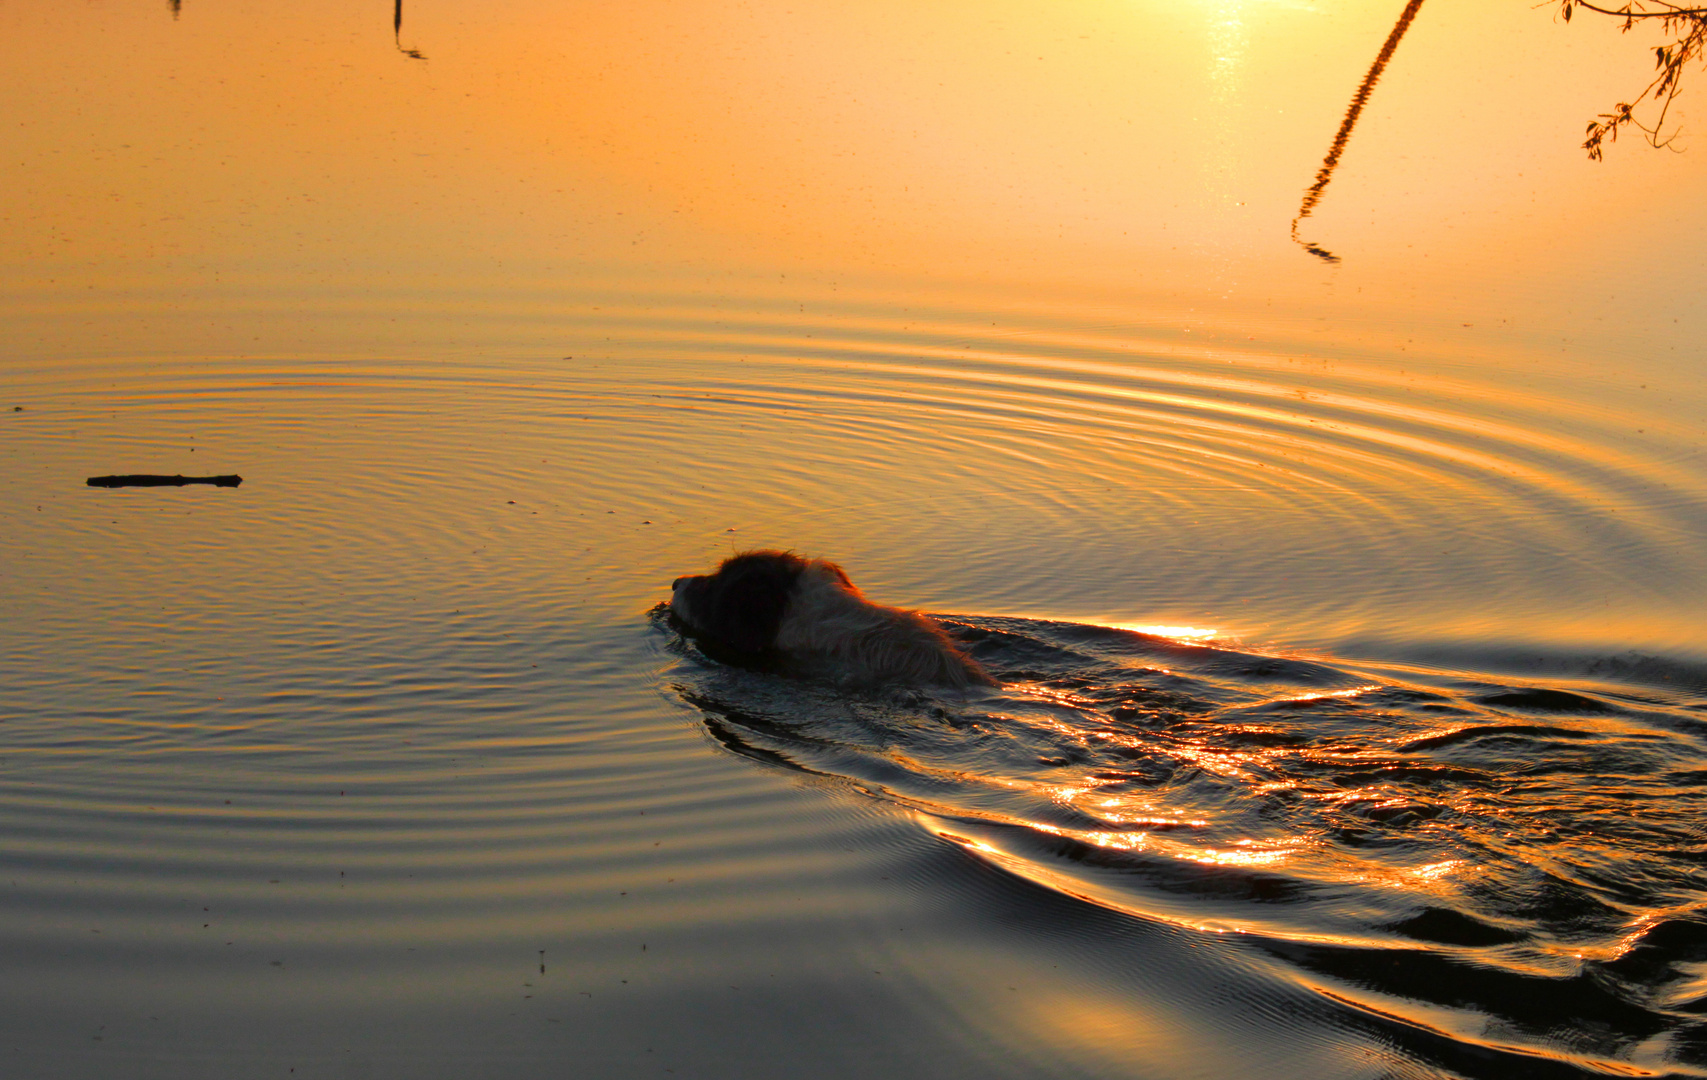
[86,475,243,488]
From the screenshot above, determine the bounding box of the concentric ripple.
[22,281,1705,655]
[5,280,1707,1077]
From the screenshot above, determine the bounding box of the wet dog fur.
[670,551,995,689]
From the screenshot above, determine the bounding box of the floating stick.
[87,474,243,488]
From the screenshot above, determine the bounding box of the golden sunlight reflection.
[1056,790,1206,828]
[1266,685,1381,704]
[1037,814,1467,894]
[1020,985,1429,1080]
[1079,831,1150,853]
[1111,623,1220,641]
[927,818,1388,945]
[1205,0,1250,206]
[1407,861,1464,882]
[1185,844,1299,868]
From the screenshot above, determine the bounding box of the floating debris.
[86,474,243,488]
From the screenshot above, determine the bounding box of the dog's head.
[670,550,994,689]
[671,550,851,657]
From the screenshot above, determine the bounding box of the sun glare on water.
[1110,624,1220,641]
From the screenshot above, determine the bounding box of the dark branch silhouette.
[1290,0,1429,264]
[395,0,426,60]
[1559,2,1707,158]
[169,0,180,17]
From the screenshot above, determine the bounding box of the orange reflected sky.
[3,0,1704,657]
[3,0,1703,330]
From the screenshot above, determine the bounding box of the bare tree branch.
[1560,1,1707,158]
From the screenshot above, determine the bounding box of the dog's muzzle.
[670,576,701,623]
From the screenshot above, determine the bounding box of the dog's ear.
[820,560,858,592]
[701,557,798,655]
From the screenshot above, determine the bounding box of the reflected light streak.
[1205,1,1249,206]
[1013,684,1100,707]
[1082,831,1150,852]
[927,819,1411,948]
[1102,816,1206,829]
[1604,911,1673,964]
[1185,844,1299,868]
[1267,685,1382,704]
[1110,623,1218,640]
[1043,820,1296,866]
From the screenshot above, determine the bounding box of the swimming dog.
[670,551,995,689]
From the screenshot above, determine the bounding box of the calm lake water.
[4,1,1706,1077]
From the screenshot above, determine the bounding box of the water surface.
[4,1,1706,1077]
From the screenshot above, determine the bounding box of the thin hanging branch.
[395,0,426,60]
[1560,1,1707,159]
[1290,0,1430,264]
